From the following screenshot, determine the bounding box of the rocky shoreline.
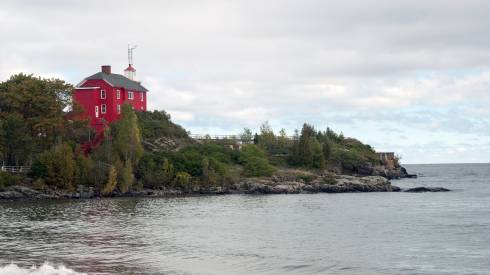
[0,172,449,201]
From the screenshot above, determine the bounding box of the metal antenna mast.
[128,44,137,65]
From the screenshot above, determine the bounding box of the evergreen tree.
[297,123,316,166]
[239,128,253,143]
[310,137,326,169]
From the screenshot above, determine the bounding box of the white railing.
[189,134,255,144]
[1,166,31,173]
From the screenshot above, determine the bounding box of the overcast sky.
[1,0,490,164]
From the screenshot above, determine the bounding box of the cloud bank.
[1,0,490,163]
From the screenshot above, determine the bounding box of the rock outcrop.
[404,187,451,192]
[235,174,400,194]
[1,172,451,201]
[142,137,193,152]
[0,185,64,200]
[372,166,416,179]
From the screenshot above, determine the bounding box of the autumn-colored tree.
[111,104,144,165]
[118,160,134,193]
[102,165,118,195]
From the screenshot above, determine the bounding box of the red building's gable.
[73,65,148,132]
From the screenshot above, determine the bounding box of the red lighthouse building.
[73,64,148,132]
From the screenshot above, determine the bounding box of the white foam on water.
[0,262,85,275]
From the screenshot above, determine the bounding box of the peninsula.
[0,72,432,201]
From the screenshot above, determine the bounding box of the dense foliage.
[252,122,380,173]
[136,110,188,139]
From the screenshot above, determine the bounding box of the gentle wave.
[0,262,84,275]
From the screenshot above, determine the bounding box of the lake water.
[1,164,489,274]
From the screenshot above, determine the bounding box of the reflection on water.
[1,164,490,274]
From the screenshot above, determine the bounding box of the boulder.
[404,187,450,192]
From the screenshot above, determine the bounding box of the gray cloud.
[1,0,490,163]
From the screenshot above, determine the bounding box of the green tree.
[277,128,290,154]
[297,123,316,166]
[1,113,32,166]
[0,74,73,151]
[239,128,253,143]
[310,137,325,169]
[322,140,332,162]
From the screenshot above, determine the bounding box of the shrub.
[34,143,76,191]
[238,145,276,177]
[243,156,276,177]
[0,172,22,189]
[174,172,192,190]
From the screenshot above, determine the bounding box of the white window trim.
[141,93,144,102]
[117,104,121,114]
[128,91,134,100]
[101,104,107,114]
[95,106,99,118]
[116,89,121,99]
[100,89,106,99]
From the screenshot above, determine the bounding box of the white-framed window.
[128,91,134,100]
[95,106,99,118]
[101,104,106,114]
[117,104,121,114]
[116,89,121,99]
[100,90,106,99]
[141,106,143,110]
[141,93,144,101]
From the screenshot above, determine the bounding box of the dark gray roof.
[82,72,148,92]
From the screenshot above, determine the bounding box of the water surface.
[1,164,489,274]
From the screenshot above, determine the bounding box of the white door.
[95,106,99,118]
